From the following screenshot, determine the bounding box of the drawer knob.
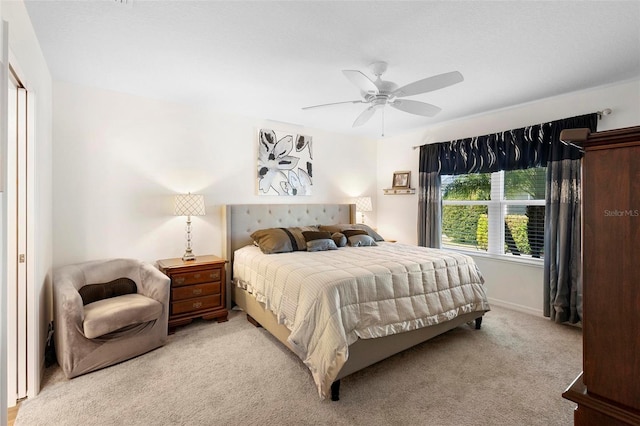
[193,289,203,295]
[175,277,185,285]
[193,302,203,309]
[194,273,201,279]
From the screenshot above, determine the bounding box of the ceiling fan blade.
[352,105,377,127]
[391,99,442,117]
[302,100,364,110]
[393,71,464,97]
[342,70,378,94]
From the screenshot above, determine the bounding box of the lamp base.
[182,251,196,261]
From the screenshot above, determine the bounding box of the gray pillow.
[348,234,378,247]
[306,239,339,252]
[331,232,347,247]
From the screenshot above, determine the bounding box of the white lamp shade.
[174,193,206,216]
[354,196,373,212]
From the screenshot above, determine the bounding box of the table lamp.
[354,196,373,224]
[174,193,206,261]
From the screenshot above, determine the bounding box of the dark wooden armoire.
[561,125,640,425]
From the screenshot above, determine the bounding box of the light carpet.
[16,305,581,426]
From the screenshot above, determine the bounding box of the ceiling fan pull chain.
[381,107,385,137]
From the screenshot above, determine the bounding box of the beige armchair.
[53,258,170,378]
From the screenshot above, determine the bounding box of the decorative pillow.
[251,226,319,254]
[348,234,378,247]
[306,238,338,252]
[79,277,138,306]
[302,230,338,251]
[331,232,347,247]
[342,229,368,239]
[302,230,332,242]
[319,223,385,242]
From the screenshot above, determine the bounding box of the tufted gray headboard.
[222,203,355,261]
[221,203,355,308]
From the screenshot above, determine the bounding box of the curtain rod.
[411,108,613,150]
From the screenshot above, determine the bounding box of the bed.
[222,203,490,400]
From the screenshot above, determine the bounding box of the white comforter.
[233,242,490,398]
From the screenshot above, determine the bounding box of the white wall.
[376,79,640,315]
[1,0,53,400]
[53,81,378,267]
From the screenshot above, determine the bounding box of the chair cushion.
[83,293,163,339]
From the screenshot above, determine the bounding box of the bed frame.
[222,203,484,400]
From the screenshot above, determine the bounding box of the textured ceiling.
[24,1,640,138]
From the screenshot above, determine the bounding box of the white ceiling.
[24,0,640,138]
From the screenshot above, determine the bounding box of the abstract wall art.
[257,128,313,196]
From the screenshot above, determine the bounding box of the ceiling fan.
[302,61,463,134]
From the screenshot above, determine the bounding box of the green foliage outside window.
[476,214,488,250]
[505,168,546,199]
[442,173,490,249]
[442,173,490,201]
[442,169,545,256]
[442,205,487,247]
[476,214,535,255]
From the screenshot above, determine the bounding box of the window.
[441,167,546,259]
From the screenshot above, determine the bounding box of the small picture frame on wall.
[392,171,411,188]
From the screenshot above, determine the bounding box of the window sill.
[443,247,544,268]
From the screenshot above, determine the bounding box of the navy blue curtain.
[419,113,596,175]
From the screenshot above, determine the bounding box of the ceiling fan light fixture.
[369,61,388,77]
[376,80,398,94]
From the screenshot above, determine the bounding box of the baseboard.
[487,297,543,317]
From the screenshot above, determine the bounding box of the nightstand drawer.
[171,268,221,287]
[172,282,220,301]
[172,295,222,315]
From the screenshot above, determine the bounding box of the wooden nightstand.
[157,255,228,332]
